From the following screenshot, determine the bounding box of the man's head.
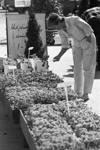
[47,13,64,30]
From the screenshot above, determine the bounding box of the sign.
[6,13,47,59]
[2,0,31,8]
[8,65,17,69]
[15,0,31,7]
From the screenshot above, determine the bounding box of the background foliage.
[31,0,63,46]
[31,0,63,16]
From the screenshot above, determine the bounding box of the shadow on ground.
[63,65,100,79]
[95,71,100,79]
[63,65,74,78]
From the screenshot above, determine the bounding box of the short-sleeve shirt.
[58,15,94,49]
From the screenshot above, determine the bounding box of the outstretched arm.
[53,30,70,62]
[53,47,68,62]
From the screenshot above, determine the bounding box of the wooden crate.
[4,95,20,124]
[0,58,4,73]
[20,110,36,150]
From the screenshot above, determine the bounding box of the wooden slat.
[20,110,37,150]
[0,92,29,150]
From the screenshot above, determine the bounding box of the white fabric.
[58,30,69,49]
[65,16,93,41]
[73,35,96,95]
[59,15,96,95]
[73,33,96,95]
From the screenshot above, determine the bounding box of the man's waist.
[74,33,93,42]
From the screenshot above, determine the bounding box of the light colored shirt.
[59,15,93,49]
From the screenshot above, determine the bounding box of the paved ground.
[0,93,29,150]
[48,46,100,116]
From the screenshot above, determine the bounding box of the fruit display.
[65,100,100,149]
[0,68,100,149]
[16,70,64,88]
[1,70,63,89]
[23,100,100,150]
[0,70,76,110]
[4,83,76,110]
[23,103,85,150]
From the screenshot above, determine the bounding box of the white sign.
[8,65,17,69]
[15,0,31,7]
[6,13,47,59]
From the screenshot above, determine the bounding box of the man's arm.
[53,30,69,62]
[53,47,68,62]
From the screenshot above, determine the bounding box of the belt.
[80,33,93,41]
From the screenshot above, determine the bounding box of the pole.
[64,82,70,116]
[5,5,9,57]
[57,81,70,116]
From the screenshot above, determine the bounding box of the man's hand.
[53,48,67,62]
[53,55,60,62]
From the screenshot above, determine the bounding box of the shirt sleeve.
[58,30,70,49]
[74,16,93,37]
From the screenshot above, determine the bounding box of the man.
[47,13,96,101]
[81,7,100,70]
